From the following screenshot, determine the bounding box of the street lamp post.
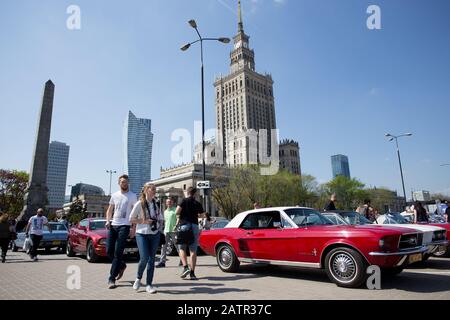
[181,19,230,212]
[106,170,116,196]
[385,133,412,202]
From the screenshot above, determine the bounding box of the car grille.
[399,233,422,250]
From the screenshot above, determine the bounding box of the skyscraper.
[214,0,277,166]
[19,80,55,221]
[47,141,70,209]
[124,111,153,195]
[331,154,351,179]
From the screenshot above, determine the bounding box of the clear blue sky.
[1,0,449,198]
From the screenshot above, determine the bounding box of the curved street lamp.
[181,19,230,212]
[106,170,116,196]
[385,133,412,202]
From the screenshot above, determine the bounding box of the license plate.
[124,248,138,253]
[52,240,61,245]
[408,253,422,264]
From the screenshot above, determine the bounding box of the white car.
[376,213,448,258]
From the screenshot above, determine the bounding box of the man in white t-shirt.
[105,174,137,289]
[25,208,52,261]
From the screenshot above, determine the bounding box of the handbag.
[175,223,194,245]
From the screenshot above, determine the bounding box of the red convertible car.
[66,218,138,262]
[199,207,429,288]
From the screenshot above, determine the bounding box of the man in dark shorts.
[176,187,206,280]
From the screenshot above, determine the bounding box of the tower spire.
[238,0,243,32]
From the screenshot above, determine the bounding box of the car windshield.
[90,221,106,230]
[384,213,409,224]
[212,221,229,229]
[285,208,334,227]
[43,223,67,231]
[339,212,373,225]
[323,213,348,225]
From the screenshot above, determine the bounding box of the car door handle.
[246,231,253,235]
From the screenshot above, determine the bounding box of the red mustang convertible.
[199,207,428,288]
[66,218,138,262]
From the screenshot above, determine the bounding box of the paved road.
[1,250,449,300]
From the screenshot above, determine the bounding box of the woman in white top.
[129,183,164,294]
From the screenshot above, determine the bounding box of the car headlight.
[98,238,107,245]
[379,235,399,252]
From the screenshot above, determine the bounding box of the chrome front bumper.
[427,240,449,254]
[369,245,428,256]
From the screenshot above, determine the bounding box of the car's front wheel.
[216,244,240,273]
[86,240,100,263]
[325,247,368,288]
[66,241,75,257]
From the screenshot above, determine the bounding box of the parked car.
[199,207,429,288]
[163,218,231,256]
[323,211,448,260]
[66,218,138,263]
[13,222,68,253]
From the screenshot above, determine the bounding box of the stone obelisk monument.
[18,80,55,222]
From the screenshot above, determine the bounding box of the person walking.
[129,183,164,294]
[156,197,178,268]
[324,194,337,211]
[105,174,137,289]
[413,201,428,223]
[176,187,206,280]
[24,208,52,261]
[0,213,12,263]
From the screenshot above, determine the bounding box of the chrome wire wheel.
[330,251,357,283]
[219,246,233,269]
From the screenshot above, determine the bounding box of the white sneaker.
[133,279,141,291]
[146,285,157,294]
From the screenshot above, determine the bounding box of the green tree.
[365,187,399,213]
[298,174,320,207]
[322,176,368,210]
[212,166,306,218]
[0,169,29,218]
[67,197,87,224]
[430,193,450,202]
